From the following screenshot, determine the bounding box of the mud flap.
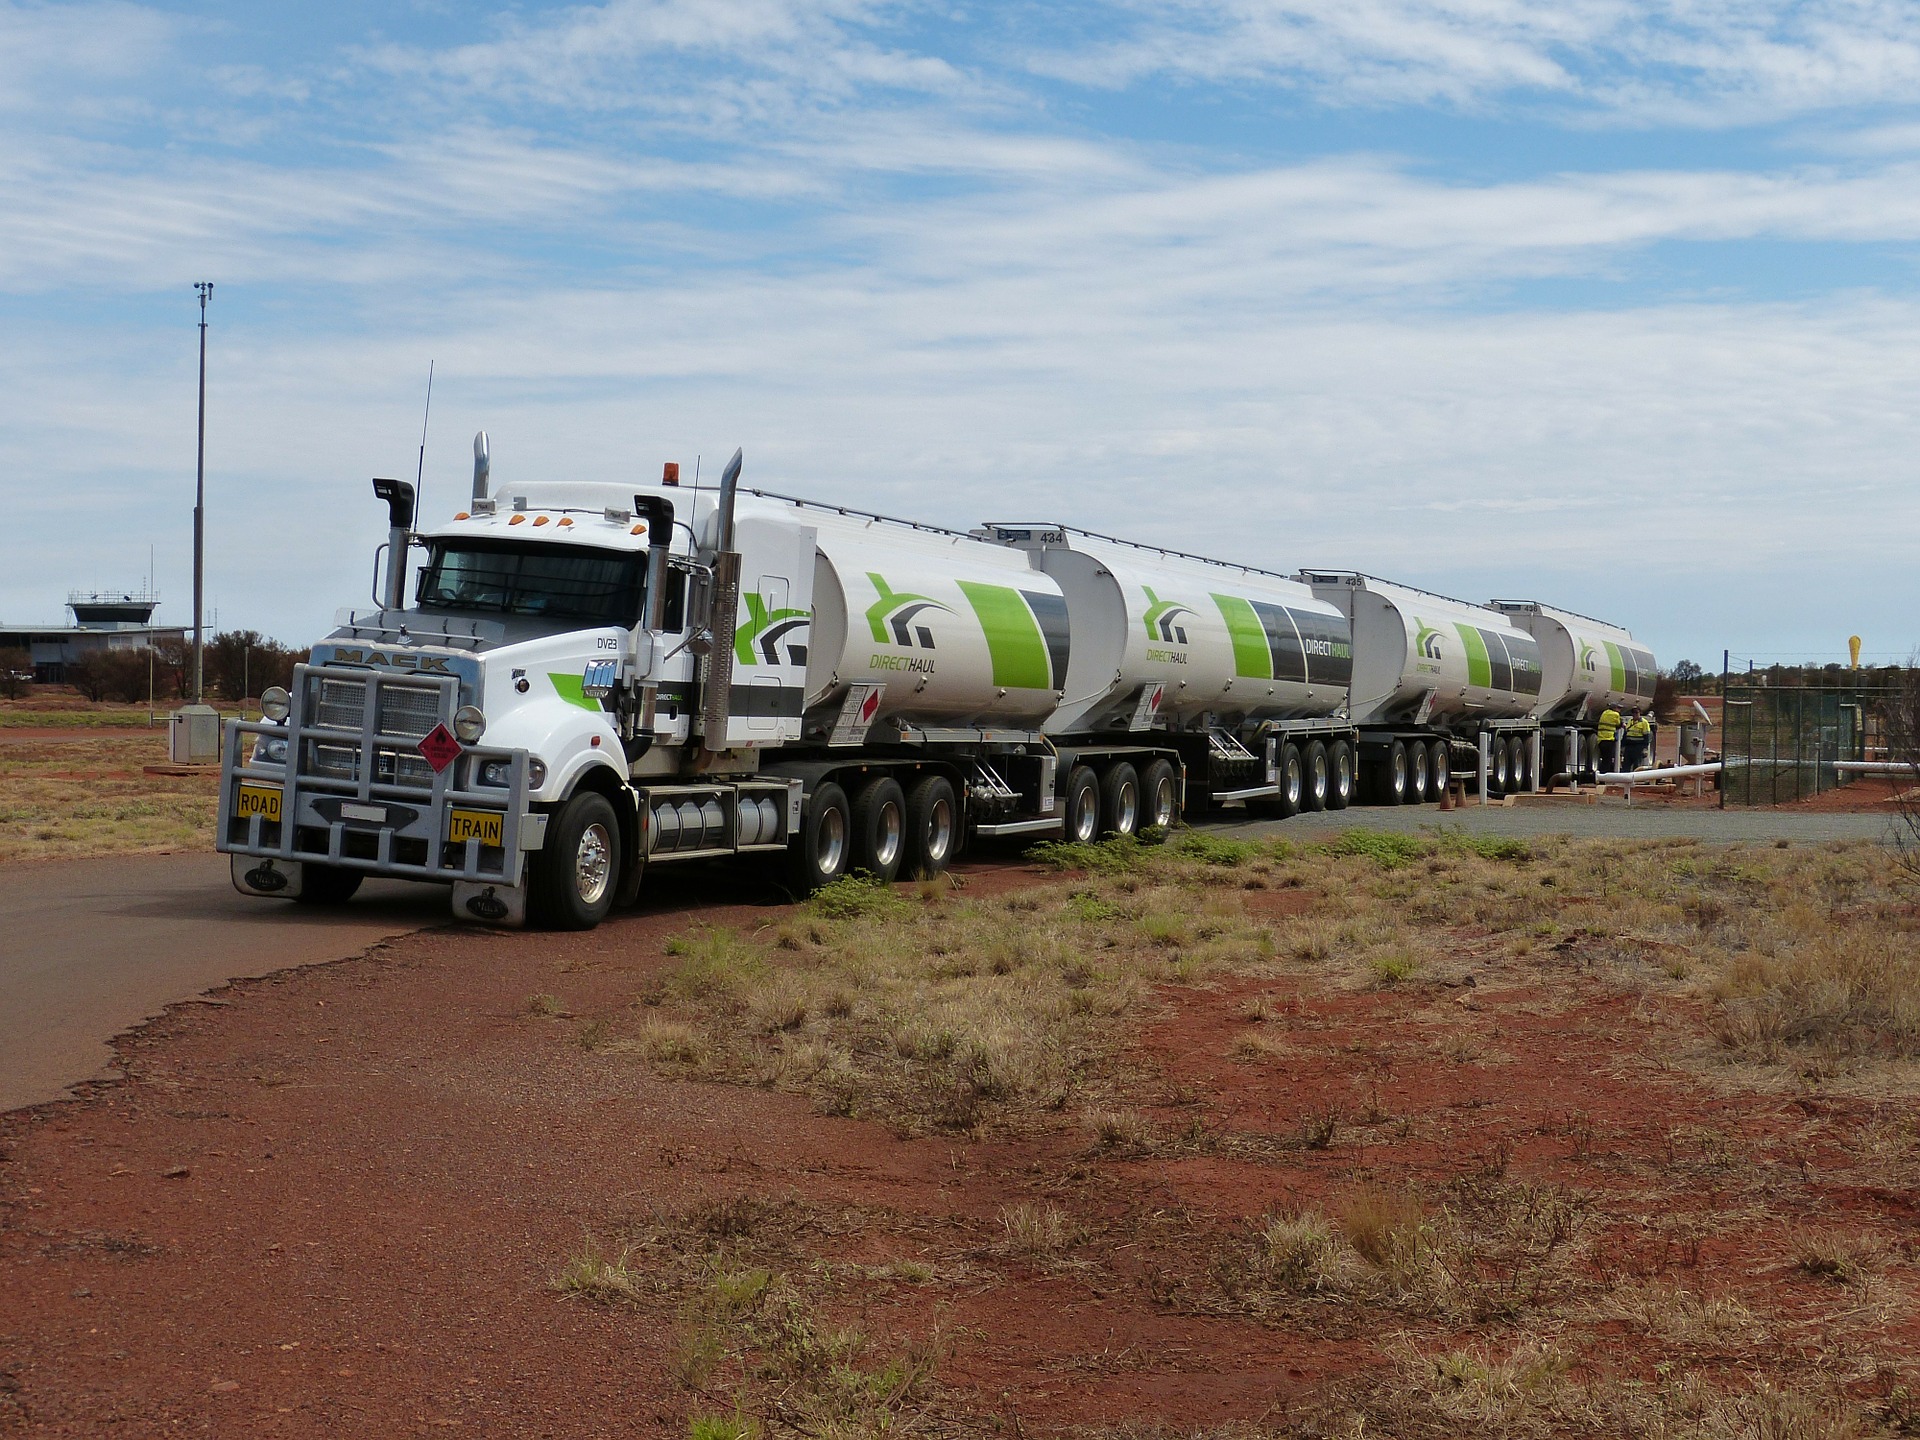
[231,854,304,900]
[452,879,527,927]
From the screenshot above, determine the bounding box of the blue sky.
[6,1,1920,669]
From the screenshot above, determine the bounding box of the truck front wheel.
[530,791,620,931]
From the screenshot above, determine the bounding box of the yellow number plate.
[236,784,282,823]
[447,808,504,847]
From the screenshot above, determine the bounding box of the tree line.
[0,631,309,704]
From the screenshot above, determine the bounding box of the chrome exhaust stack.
[471,430,491,504]
[699,448,745,753]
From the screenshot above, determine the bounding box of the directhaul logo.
[1414,619,1444,660]
[1142,586,1197,644]
[865,574,954,649]
[734,593,811,667]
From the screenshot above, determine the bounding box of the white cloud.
[1028,0,1920,125]
[0,0,176,113]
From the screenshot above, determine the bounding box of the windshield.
[416,539,646,626]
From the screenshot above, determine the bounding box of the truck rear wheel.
[1099,763,1140,837]
[1430,740,1452,799]
[1277,742,1303,817]
[792,782,851,892]
[852,776,906,882]
[1141,759,1179,829]
[1386,740,1410,805]
[1305,740,1329,812]
[1064,766,1100,843]
[1511,735,1531,791]
[1327,741,1353,810]
[904,774,957,878]
[294,864,362,906]
[1490,737,1512,794]
[530,790,620,931]
[1408,744,1430,804]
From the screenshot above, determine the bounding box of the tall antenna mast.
[414,360,435,523]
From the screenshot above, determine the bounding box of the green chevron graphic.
[865,573,953,649]
[734,592,812,667]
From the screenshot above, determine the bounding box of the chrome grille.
[311,677,366,730]
[378,684,442,739]
[309,742,357,779]
[376,749,436,789]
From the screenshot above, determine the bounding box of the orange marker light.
[454,511,470,521]
[508,514,525,526]
[532,515,549,526]
[557,517,573,527]
[630,523,647,535]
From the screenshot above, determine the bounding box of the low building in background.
[0,591,186,683]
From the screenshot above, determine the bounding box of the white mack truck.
[218,438,1654,929]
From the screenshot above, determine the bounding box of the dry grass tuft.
[1000,1202,1078,1257]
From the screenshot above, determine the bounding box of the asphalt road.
[0,852,448,1113]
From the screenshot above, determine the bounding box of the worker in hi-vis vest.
[1595,704,1623,777]
[1623,709,1653,772]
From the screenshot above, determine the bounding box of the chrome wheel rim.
[926,799,953,861]
[817,805,847,875]
[875,801,903,868]
[1115,781,1137,833]
[1072,785,1098,841]
[575,821,613,906]
[1153,779,1176,827]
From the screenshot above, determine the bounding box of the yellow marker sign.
[1849,635,1862,669]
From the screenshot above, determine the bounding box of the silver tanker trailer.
[981,523,1358,818]
[1489,600,1658,780]
[1299,571,1545,803]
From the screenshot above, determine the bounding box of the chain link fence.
[1720,683,1880,805]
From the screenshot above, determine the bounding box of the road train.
[218,441,1657,928]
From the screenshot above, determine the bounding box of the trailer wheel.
[1326,742,1353,810]
[530,790,620,930]
[792,782,852,892]
[1099,763,1140,837]
[1278,743,1304,817]
[904,774,957,878]
[1511,735,1531,792]
[1304,741,1329,811]
[1386,740,1410,805]
[851,776,907,883]
[1490,737,1511,794]
[294,864,362,906]
[1064,767,1100,844]
[1141,759,1179,829]
[1407,743,1429,804]
[1430,740,1451,800]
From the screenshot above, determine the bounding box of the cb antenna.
[413,360,435,524]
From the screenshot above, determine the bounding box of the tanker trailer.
[1299,572,1543,804]
[1488,600,1658,783]
[981,523,1357,823]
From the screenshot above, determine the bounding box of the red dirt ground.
[3,861,1917,1437]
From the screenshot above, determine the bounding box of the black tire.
[1141,759,1179,830]
[1387,740,1410,805]
[1278,742,1303,818]
[791,782,852,892]
[1407,741,1430,804]
[851,776,906,882]
[903,774,958,879]
[1490,737,1511,794]
[1063,766,1100,843]
[1100,762,1140,837]
[294,863,362,906]
[1327,740,1353,811]
[1511,735,1531,792]
[1304,740,1329,812]
[529,790,620,931]
[1430,739,1451,800]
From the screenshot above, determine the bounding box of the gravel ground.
[1216,798,1906,845]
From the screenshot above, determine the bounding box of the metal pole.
[192,282,212,704]
[1719,648,1729,809]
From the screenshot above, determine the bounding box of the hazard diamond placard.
[418,723,462,774]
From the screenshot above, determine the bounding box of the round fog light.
[260,685,291,722]
[453,705,487,743]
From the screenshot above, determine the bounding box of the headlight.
[478,757,546,788]
[453,705,486,743]
[250,736,289,765]
[260,686,291,722]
